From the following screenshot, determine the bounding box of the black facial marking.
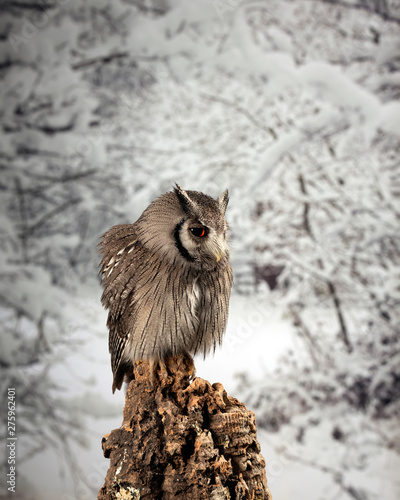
[174,219,195,262]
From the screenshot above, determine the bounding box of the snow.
[1,0,399,499]
[196,294,296,391]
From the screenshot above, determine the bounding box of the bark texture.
[98,356,271,500]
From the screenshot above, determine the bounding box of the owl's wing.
[99,224,141,391]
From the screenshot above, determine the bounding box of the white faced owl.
[99,184,233,392]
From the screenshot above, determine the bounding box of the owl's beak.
[215,249,223,262]
[209,237,226,262]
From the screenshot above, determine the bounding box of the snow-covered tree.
[1,0,399,498]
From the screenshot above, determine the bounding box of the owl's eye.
[190,227,207,238]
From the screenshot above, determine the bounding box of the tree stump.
[98,356,272,499]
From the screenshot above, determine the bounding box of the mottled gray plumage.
[99,184,233,392]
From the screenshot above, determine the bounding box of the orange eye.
[190,227,206,238]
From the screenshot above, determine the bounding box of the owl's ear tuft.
[218,189,229,215]
[174,183,197,214]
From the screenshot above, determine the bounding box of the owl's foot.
[149,359,169,387]
[172,353,196,383]
[149,355,196,388]
[179,353,196,380]
[158,360,170,381]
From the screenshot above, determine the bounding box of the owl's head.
[172,184,230,270]
[136,184,230,271]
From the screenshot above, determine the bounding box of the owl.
[99,184,233,392]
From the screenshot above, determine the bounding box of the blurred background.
[1,0,399,499]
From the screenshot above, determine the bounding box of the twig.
[199,91,278,140]
[14,177,29,262]
[71,52,129,71]
[25,198,81,236]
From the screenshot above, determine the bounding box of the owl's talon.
[149,359,170,387]
[149,359,157,387]
[159,360,169,380]
[185,354,196,380]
